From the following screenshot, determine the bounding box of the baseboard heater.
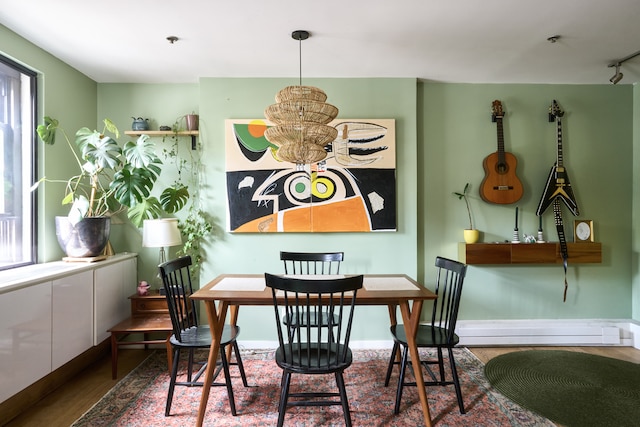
[455,319,630,346]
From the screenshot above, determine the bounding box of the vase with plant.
[453,182,479,243]
[34,116,190,257]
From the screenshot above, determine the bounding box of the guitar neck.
[556,118,564,167]
[496,117,505,163]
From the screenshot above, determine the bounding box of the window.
[0,54,37,270]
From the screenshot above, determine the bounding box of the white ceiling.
[1,0,639,85]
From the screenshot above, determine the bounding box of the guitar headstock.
[548,99,565,121]
[491,100,504,122]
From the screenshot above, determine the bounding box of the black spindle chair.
[384,256,468,414]
[280,251,344,339]
[159,256,248,416]
[265,272,362,427]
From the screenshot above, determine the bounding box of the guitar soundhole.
[496,162,508,174]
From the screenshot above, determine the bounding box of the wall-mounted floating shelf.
[124,130,199,149]
[458,242,602,265]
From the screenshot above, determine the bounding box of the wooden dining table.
[190,273,437,427]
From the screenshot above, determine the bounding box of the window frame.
[0,53,37,271]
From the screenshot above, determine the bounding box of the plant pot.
[463,229,480,244]
[55,216,111,258]
[185,114,199,131]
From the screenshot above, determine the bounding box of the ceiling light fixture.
[608,49,640,84]
[264,30,339,168]
[166,36,179,44]
[609,62,623,84]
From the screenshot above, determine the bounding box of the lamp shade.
[142,218,182,248]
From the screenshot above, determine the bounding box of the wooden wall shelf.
[458,242,602,265]
[124,130,199,149]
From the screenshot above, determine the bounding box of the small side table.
[107,290,173,379]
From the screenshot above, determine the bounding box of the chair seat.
[169,324,240,348]
[283,310,339,328]
[276,343,353,374]
[390,324,460,347]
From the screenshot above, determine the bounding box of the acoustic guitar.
[480,100,523,204]
[536,100,579,216]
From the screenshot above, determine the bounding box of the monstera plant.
[35,117,189,256]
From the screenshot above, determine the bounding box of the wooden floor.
[3,346,640,426]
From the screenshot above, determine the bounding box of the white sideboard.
[0,253,137,403]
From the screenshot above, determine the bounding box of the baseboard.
[456,319,638,347]
[239,319,640,350]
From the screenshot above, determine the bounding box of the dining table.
[190,273,437,427]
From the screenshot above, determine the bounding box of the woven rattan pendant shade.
[264,31,339,165]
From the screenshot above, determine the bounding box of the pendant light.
[264,30,339,167]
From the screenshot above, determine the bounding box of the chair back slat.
[265,273,362,370]
[159,256,198,342]
[280,251,343,275]
[431,256,467,343]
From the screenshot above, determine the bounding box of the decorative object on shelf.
[574,219,594,242]
[131,117,149,131]
[480,100,523,204]
[524,234,536,243]
[511,206,520,243]
[159,125,172,131]
[137,280,150,296]
[264,30,339,167]
[453,183,479,243]
[185,113,199,131]
[34,116,190,252]
[536,215,545,243]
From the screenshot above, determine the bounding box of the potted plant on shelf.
[453,182,480,244]
[34,117,189,258]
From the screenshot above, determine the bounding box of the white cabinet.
[0,282,52,403]
[93,257,136,345]
[0,253,137,403]
[52,270,94,370]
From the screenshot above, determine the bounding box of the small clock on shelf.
[574,220,594,242]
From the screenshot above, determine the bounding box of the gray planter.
[55,216,111,258]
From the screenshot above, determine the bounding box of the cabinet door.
[0,282,52,402]
[52,270,94,370]
[93,258,136,345]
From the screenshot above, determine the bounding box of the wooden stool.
[107,290,174,379]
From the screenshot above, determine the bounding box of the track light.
[609,63,623,84]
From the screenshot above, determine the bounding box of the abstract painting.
[225,119,396,233]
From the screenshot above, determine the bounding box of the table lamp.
[142,218,182,288]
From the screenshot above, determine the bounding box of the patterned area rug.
[73,348,554,426]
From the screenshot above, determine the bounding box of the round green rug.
[484,350,640,427]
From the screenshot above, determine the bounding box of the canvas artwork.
[225,119,396,233]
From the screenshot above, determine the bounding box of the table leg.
[196,299,229,427]
[399,300,432,427]
[387,304,402,363]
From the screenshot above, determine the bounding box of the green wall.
[421,83,633,321]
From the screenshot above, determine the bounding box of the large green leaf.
[160,186,190,214]
[37,116,59,145]
[123,135,160,169]
[127,197,164,227]
[76,128,122,170]
[110,167,158,207]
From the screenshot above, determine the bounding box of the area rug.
[73,348,554,426]
[484,350,640,427]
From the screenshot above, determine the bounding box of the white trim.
[456,319,637,347]
[237,319,640,350]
